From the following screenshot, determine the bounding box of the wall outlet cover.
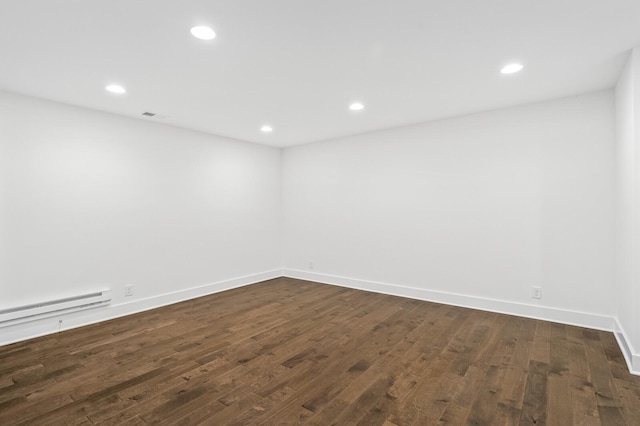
[532,286,542,299]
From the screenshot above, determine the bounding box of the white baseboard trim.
[0,269,282,347]
[283,269,616,332]
[614,318,640,375]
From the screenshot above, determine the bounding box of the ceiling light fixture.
[261,125,273,133]
[501,63,523,74]
[191,26,216,40]
[349,102,364,111]
[105,84,126,94]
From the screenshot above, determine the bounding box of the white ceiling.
[1,1,639,147]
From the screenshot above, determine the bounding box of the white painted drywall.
[283,91,616,323]
[0,90,282,340]
[615,48,640,372]
[2,84,633,374]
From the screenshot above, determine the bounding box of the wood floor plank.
[547,323,574,425]
[520,359,549,425]
[1,277,639,425]
[465,317,522,425]
[614,378,640,426]
[566,326,601,425]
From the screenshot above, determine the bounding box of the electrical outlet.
[531,286,542,299]
[124,285,134,297]
[308,260,314,270]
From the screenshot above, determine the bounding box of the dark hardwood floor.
[1,277,639,425]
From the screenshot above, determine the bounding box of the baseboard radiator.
[0,290,112,327]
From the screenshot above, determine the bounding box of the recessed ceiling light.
[349,102,364,111]
[260,125,273,133]
[191,26,216,40]
[501,63,523,74]
[105,84,126,94]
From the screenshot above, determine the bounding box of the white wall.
[615,48,640,373]
[283,91,616,330]
[2,85,634,373]
[0,90,282,343]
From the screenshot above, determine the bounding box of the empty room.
[2,1,640,425]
